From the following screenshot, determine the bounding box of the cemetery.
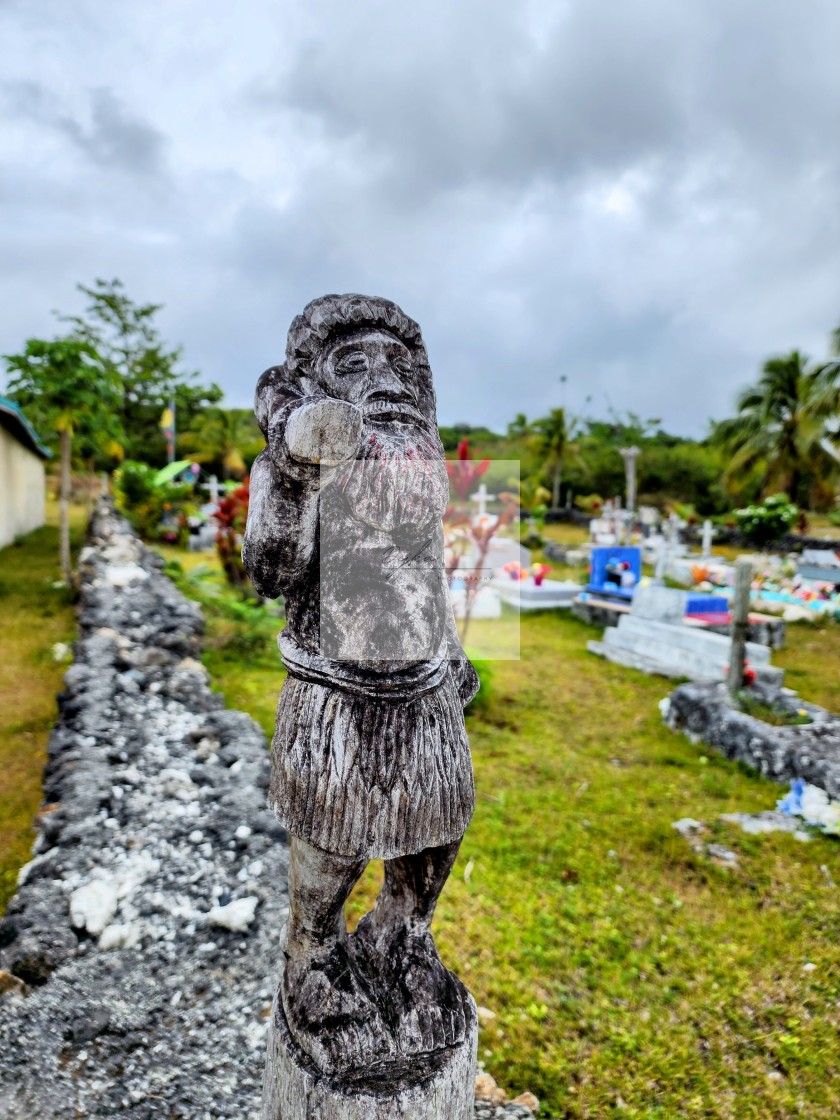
[1,305,840,1116]
[1,8,840,1112]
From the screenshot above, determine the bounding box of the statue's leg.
[281,836,395,1075]
[353,840,469,1055]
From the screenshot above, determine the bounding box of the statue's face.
[312,329,423,427]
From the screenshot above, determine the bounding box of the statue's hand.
[285,399,363,466]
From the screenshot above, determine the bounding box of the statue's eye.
[335,351,369,375]
[393,356,412,375]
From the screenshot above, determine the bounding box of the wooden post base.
[262,988,478,1120]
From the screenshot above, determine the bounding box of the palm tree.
[712,351,839,506]
[532,407,581,509]
[179,407,260,479]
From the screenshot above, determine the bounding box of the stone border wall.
[0,503,290,1118]
[664,681,840,798]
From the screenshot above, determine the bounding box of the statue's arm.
[444,592,480,707]
[242,398,364,599]
[242,449,317,599]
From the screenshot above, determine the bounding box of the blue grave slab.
[585,546,641,602]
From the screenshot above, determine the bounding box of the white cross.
[471,483,491,519]
[201,475,221,504]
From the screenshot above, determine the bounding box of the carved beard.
[332,416,448,532]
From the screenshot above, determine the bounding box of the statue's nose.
[368,359,408,399]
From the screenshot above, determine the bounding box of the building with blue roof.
[0,395,51,548]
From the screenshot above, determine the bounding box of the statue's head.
[255,295,442,454]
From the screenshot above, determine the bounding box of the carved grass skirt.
[269,669,474,860]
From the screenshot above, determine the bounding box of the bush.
[113,460,156,507]
[735,493,799,547]
[215,478,250,589]
[113,460,197,546]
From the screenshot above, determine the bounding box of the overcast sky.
[1,0,838,436]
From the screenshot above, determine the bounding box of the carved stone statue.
[244,295,479,1117]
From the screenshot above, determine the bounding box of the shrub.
[734,493,799,547]
[113,460,196,545]
[113,460,156,508]
[215,478,251,589]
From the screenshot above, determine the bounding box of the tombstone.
[585,546,641,601]
[201,474,222,505]
[619,446,640,514]
[700,519,714,560]
[242,295,478,1119]
[631,584,687,623]
[470,482,493,526]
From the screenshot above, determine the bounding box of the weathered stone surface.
[665,681,840,797]
[242,295,481,1112]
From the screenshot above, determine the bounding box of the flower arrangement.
[531,562,551,586]
[503,561,526,581]
[724,659,756,686]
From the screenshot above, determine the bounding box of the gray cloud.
[4,81,165,175]
[0,0,838,439]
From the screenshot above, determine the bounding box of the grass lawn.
[0,502,83,910]
[158,545,840,1119]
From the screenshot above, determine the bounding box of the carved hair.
[254,294,439,437]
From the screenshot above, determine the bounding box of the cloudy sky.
[1,0,838,436]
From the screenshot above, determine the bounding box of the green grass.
[157,545,840,1118]
[0,503,82,910]
[7,525,840,1116]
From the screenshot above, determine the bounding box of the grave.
[493,574,581,610]
[797,549,840,586]
[588,614,782,684]
[588,580,784,685]
[573,582,784,647]
[584,546,641,602]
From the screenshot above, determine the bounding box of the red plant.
[724,659,756,687]
[446,439,490,501]
[215,477,250,589]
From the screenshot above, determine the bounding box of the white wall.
[0,426,47,549]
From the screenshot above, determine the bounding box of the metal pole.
[728,557,753,696]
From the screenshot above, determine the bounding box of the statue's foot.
[282,940,395,1076]
[352,918,469,1056]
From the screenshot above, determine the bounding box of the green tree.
[179,407,262,479]
[506,412,531,440]
[63,278,222,463]
[532,407,582,509]
[4,336,121,579]
[712,350,839,508]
